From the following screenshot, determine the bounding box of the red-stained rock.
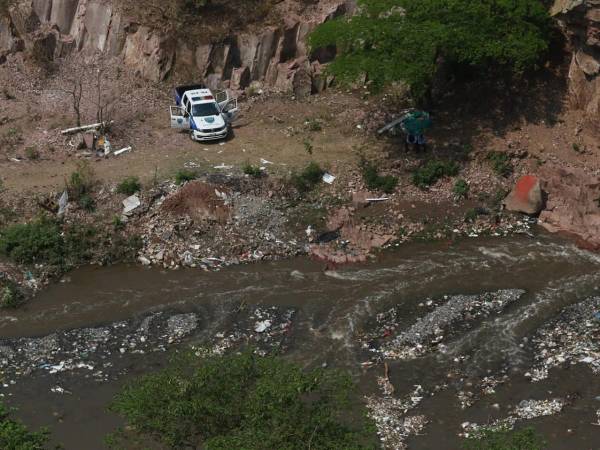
[503,175,544,215]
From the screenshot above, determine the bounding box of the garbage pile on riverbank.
[0,305,296,391]
[526,296,600,381]
[364,290,525,361]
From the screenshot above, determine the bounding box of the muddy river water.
[1,232,600,449]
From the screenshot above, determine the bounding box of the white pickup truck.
[169,84,239,141]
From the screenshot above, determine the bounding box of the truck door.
[170,106,190,129]
[222,98,239,123]
[215,90,229,110]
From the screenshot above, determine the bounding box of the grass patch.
[361,159,398,193]
[462,426,545,450]
[453,179,469,199]
[0,402,49,449]
[242,162,262,178]
[304,117,323,132]
[487,151,512,177]
[117,176,141,196]
[290,161,324,193]
[67,161,95,201]
[109,350,375,449]
[412,160,459,188]
[175,168,198,185]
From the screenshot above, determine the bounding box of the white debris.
[322,173,336,184]
[114,146,132,156]
[254,320,272,333]
[122,195,141,214]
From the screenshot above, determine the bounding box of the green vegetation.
[24,146,40,160]
[304,117,323,132]
[109,351,375,450]
[78,193,95,212]
[242,162,262,178]
[487,151,513,177]
[0,281,23,309]
[361,159,398,193]
[175,168,198,185]
[572,142,583,154]
[290,162,325,193]
[464,208,479,223]
[0,216,96,270]
[67,161,95,201]
[0,403,48,449]
[116,176,141,196]
[309,0,551,98]
[0,127,23,152]
[453,179,469,199]
[303,138,314,155]
[412,160,459,188]
[462,426,545,450]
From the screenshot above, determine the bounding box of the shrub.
[412,160,459,188]
[0,217,96,269]
[309,0,551,99]
[67,161,95,200]
[304,117,323,132]
[117,176,141,196]
[462,426,545,450]
[0,281,23,309]
[0,403,48,449]
[175,169,198,185]
[290,162,324,193]
[487,151,512,177]
[464,208,478,223]
[24,146,40,160]
[453,179,469,199]
[361,160,398,193]
[242,162,262,178]
[109,350,375,450]
[78,193,95,212]
[303,138,314,155]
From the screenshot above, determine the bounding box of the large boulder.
[538,165,600,250]
[503,175,544,215]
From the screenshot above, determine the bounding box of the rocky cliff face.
[552,0,600,119]
[0,0,352,93]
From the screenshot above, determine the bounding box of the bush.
[487,151,512,177]
[67,161,95,200]
[117,176,141,196]
[453,179,469,199]
[109,350,375,450]
[304,117,323,132]
[78,193,95,212]
[24,146,40,160]
[0,217,96,269]
[175,169,198,185]
[462,426,545,450]
[290,162,324,193]
[0,403,48,449]
[309,0,551,98]
[412,160,459,188]
[242,162,263,178]
[361,160,398,193]
[0,281,23,309]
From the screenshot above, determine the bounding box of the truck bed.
[174,84,206,105]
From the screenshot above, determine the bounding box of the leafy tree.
[309,0,551,99]
[109,351,376,449]
[0,403,48,450]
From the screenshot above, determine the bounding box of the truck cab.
[170,85,239,142]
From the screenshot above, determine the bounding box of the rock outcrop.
[0,0,352,92]
[503,175,544,215]
[553,0,600,119]
[538,165,600,250]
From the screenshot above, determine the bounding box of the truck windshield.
[192,103,220,117]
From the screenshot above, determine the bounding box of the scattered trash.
[260,158,273,165]
[122,195,141,215]
[57,190,68,216]
[114,146,132,156]
[213,163,233,170]
[322,173,336,184]
[60,121,114,135]
[254,320,272,333]
[366,197,389,202]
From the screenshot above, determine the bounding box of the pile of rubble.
[366,383,428,450]
[526,296,600,382]
[365,290,525,361]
